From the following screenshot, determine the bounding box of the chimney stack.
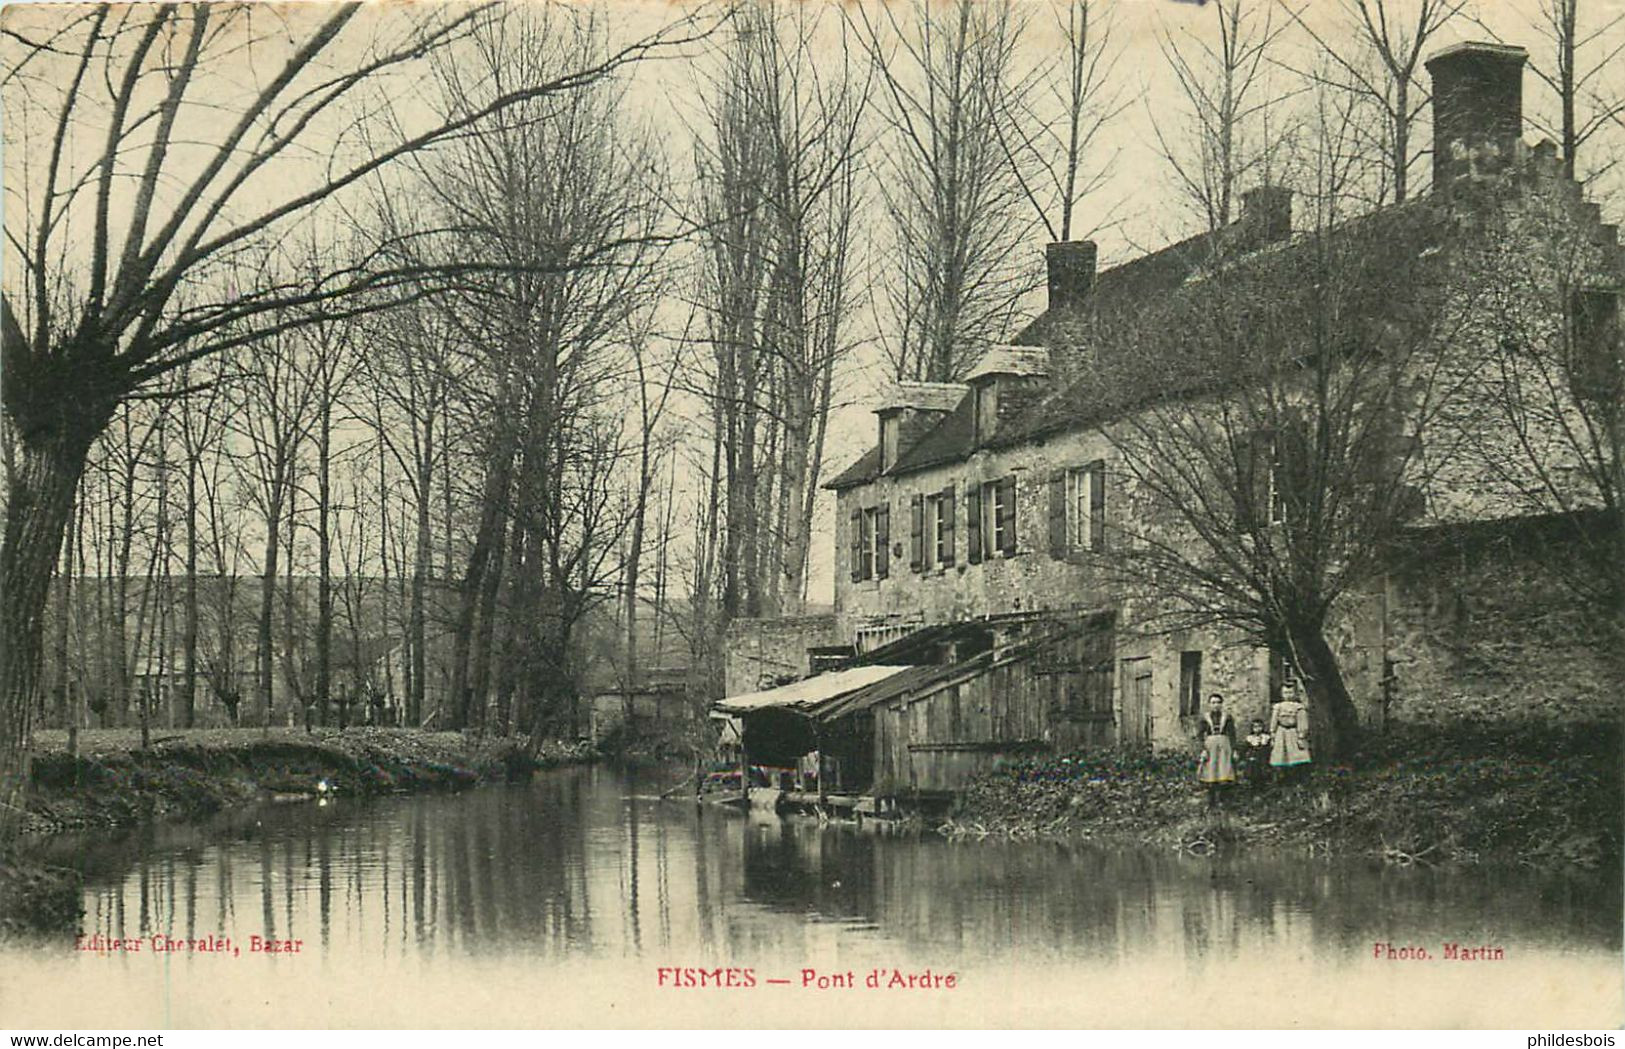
[1241,186,1292,245]
[1426,42,1528,192]
[1046,240,1098,312]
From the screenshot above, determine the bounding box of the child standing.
[1241,719,1272,788]
[1196,694,1236,807]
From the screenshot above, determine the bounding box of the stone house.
[805,41,1619,787]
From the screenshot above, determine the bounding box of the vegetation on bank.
[946,722,1622,871]
[1,728,599,935]
[22,728,597,836]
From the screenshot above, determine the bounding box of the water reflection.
[14,764,1621,1027]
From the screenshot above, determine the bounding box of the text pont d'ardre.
[656,967,957,990]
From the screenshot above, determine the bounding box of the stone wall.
[723,614,842,698]
[1382,515,1619,725]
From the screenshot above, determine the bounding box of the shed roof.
[713,664,920,714]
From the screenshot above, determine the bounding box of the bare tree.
[1156,0,1297,233]
[997,0,1126,241]
[0,4,706,840]
[693,2,870,626]
[1288,0,1465,204]
[399,6,672,739]
[1474,0,1625,182]
[856,0,1037,381]
[228,318,319,729]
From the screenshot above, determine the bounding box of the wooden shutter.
[1572,290,1623,403]
[999,475,1017,555]
[1280,417,1311,524]
[941,485,957,566]
[1089,460,1106,551]
[849,508,863,581]
[876,504,890,579]
[909,494,924,571]
[1236,431,1269,529]
[1047,470,1067,559]
[966,483,982,564]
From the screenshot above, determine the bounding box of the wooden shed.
[869,613,1117,797]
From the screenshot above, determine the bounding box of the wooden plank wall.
[873,653,1117,795]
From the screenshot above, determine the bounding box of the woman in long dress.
[1269,691,1312,783]
[1196,694,1236,807]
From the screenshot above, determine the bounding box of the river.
[3,765,1619,1028]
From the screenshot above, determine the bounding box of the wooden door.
[1121,658,1152,747]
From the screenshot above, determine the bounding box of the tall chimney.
[1426,42,1528,192]
[1241,186,1292,245]
[1046,240,1098,312]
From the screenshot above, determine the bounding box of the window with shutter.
[860,508,878,580]
[1089,460,1106,551]
[1063,463,1105,552]
[980,480,1001,557]
[999,476,1017,555]
[849,508,863,581]
[966,483,982,564]
[909,494,924,571]
[1048,471,1067,559]
[876,504,890,579]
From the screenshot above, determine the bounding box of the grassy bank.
[21,728,598,836]
[2,728,598,935]
[947,722,1621,871]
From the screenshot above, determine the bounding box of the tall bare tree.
[1288,0,1465,205]
[1156,0,1297,233]
[856,0,1037,382]
[405,6,672,738]
[997,0,1126,241]
[695,2,870,624]
[1466,0,1625,185]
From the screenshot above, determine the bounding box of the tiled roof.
[879,381,969,413]
[1013,231,1216,346]
[824,442,883,491]
[999,199,1448,447]
[831,195,1454,489]
[961,344,1052,382]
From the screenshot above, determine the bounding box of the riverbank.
[23,727,597,834]
[947,722,1621,871]
[2,728,597,934]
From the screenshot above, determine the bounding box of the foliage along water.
[2,764,1619,1027]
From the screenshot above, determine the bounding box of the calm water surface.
[4,765,1620,1028]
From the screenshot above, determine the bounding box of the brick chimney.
[1426,42,1528,192]
[1046,240,1098,312]
[1241,186,1291,245]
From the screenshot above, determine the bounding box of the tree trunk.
[53,493,74,731]
[257,495,281,731]
[450,447,508,731]
[470,513,508,736]
[1287,623,1360,763]
[410,423,432,728]
[182,458,199,728]
[0,424,98,845]
[316,398,333,727]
